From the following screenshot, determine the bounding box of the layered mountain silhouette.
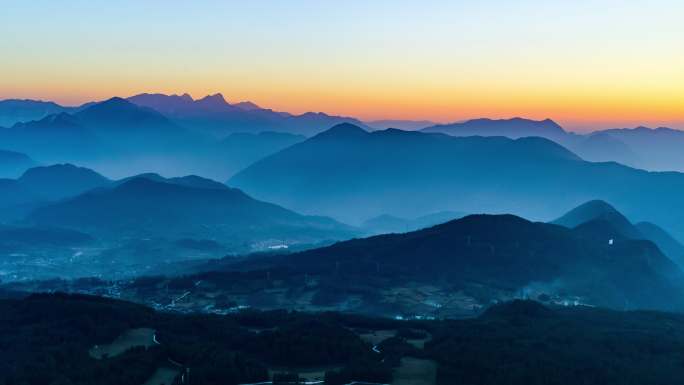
[74,97,182,136]
[422,117,568,141]
[553,200,642,239]
[1,112,98,162]
[114,172,229,190]
[588,126,684,172]
[26,176,357,245]
[229,124,684,240]
[242,214,684,310]
[553,200,684,268]
[0,164,111,221]
[4,96,684,172]
[0,99,74,127]
[0,98,189,163]
[18,164,110,200]
[127,92,367,136]
[233,101,263,111]
[422,117,642,167]
[0,149,36,178]
[422,117,684,172]
[571,132,641,167]
[0,162,356,249]
[0,98,227,179]
[0,97,315,179]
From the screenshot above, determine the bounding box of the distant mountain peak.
[197,93,228,106]
[116,173,228,191]
[422,117,567,139]
[541,118,562,126]
[472,117,563,129]
[24,163,82,173]
[76,96,173,130]
[313,123,368,139]
[577,199,616,212]
[15,163,111,201]
[555,200,621,222]
[102,96,128,105]
[114,175,163,190]
[179,93,193,101]
[84,97,141,113]
[233,101,261,111]
[19,163,106,180]
[553,199,641,239]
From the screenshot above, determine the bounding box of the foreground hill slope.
[231,214,684,311]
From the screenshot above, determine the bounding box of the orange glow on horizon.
[2,82,682,132]
[2,1,682,132]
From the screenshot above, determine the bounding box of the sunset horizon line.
[2,90,682,133]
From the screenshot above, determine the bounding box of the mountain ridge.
[553,200,684,268]
[26,176,357,246]
[233,213,684,311]
[229,124,684,241]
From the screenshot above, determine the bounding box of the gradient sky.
[1,1,682,131]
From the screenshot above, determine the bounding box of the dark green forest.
[3,294,684,384]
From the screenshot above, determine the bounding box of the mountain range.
[5,96,684,178]
[0,98,189,167]
[0,95,340,179]
[0,164,111,221]
[422,117,684,172]
[0,99,74,127]
[126,92,367,137]
[228,212,684,311]
[0,163,357,255]
[1,94,368,138]
[229,123,684,242]
[25,174,356,247]
[422,117,568,141]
